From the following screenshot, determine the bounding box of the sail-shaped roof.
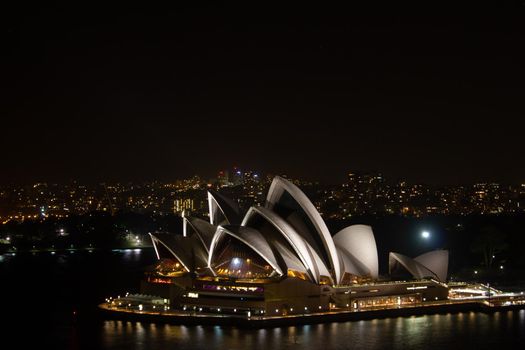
[389,250,449,282]
[333,224,379,280]
[207,190,241,225]
[265,176,342,284]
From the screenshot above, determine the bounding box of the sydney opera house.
[141,176,450,316]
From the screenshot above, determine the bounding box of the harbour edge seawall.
[97,301,524,328]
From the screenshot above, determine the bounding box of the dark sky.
[2,4,525,185]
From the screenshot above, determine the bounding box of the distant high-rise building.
[174,198,194,214]
[231,167,243,186]
[217,170,230,187]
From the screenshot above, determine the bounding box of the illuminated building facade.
[174,198,194,214]
[141,176,449,315]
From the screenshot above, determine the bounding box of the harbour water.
[2,249,524,349]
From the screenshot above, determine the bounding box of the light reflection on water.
[99,312,525,350]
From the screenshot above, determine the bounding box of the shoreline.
[98,300,525,328]
[1,246,152,254]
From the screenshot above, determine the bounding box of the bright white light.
[421,231,430,239]
[232,257,241,265]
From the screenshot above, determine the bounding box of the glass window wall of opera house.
[138,176,450,316]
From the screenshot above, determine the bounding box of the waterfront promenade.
[98,293,525,327]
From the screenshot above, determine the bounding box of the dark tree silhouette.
[470,226,509,268]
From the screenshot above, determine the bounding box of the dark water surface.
[2,249,524,349]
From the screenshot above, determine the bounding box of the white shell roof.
[207,190,241,225]
[265,176,342,284]
[336,246,372,280]
[149,233,208,272]
[333,224,379,279]
[149,177,390,286]
[414,250,449,282]
[208,225,284,276]
[183,216,217,252]
[389,251,448,282]
[242,206,319,283]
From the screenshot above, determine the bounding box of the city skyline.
[2,5,525,186]
[2,168,524,223]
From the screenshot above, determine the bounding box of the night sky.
[2,4,525,185]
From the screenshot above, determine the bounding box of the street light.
[421,231,430,239]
